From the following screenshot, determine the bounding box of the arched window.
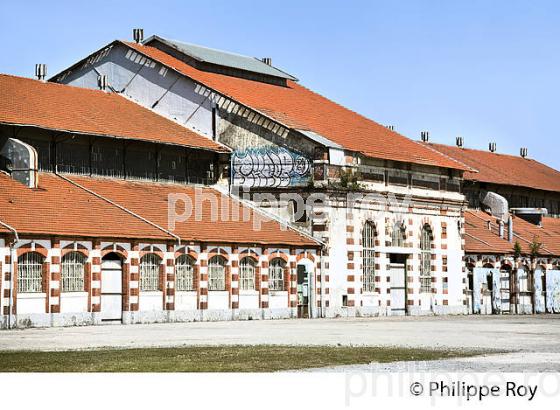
[208,256,226,291]
[17,252,44,293]
[175,255,195,291]
[140,254,161,291]
[420,224,432,293]
[239,257,257,290]
[362,221,376,292]
[391,222,406,247]
[61,252,86,292]
[269,258,286,291]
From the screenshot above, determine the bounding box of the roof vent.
[386,125,395,131]
[97,74,108,91]
[261,57,272,66]
[133,28,144,44]
[35,64,47,81]
[489,142,496,152]
[456,136,464,147]
[520,147,528,158]
[420,131,429,142]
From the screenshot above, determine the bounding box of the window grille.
[208,256,226,291]
[420,224,432,293]
[239,258,256,290]
[362,221,376,292]
[61,252,86,292]
[176,255,194,291]
[140,254,161,291]
[269,258,285,291]
[17,252,43,293]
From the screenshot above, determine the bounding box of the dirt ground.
[1,315,559,371]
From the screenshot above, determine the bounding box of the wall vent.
[35,64,47,81]
[97,74,108,91]
[133,28,144,44]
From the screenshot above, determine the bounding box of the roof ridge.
[419,141,477,172]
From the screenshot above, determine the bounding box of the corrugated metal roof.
[144,35,297,81]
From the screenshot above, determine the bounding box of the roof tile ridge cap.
[419,142,477,172]
[115,92,231,152]
[211,185,323,246]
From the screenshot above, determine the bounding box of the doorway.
[296,264,309,318]
[389,254,407,315]
[100,253,123,322]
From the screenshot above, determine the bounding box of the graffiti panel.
[534,268,545,313]
[546,270,560,313]
[231,147,311,188]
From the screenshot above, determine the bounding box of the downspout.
[0,220,19,330]
[319,245,325,318]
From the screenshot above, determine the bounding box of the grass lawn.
[0,345,481,372]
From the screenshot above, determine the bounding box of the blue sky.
[2,0,559,169]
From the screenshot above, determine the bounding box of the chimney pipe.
[508,215,513,242]
[489,142,496,153]
[133,28,144,44]
[456,136,464,147]
[35,64,47,81]
[520,147,528,158]
[386,125,395,131]
[261,57,272,66]
[499,220,504,238]
[421,131,429,142]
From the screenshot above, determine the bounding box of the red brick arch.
[268,251,289,263]
[296,251,315,263]
[16,242,48,258]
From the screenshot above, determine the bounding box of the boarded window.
[17,252,43,293]
[208,256,226,291]
[140,254,161,291]
[61,252,86,292]
[269,258,285,291]
[362,221,376,292]
[175,255,194,291]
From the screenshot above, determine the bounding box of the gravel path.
[1,315,559,371]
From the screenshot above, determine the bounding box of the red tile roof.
[0,172,168,240]
[0,74,228,152]
[68,175,316,246]
[0,172,317,247]
[427,143,560,193]
[465,209,560,256]
[122,42,469,171]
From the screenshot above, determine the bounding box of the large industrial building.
[0,30,558,328]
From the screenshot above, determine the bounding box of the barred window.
[208,256,226,291]
[17,252,44,293]
[269,258,285,291]
[61,252,86,292]
[391,222,406,247]
[176,255,195,291]
[239,257,256,290]
[140,254,161,291]
[362,221,376,292]
[420,224,432,293]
